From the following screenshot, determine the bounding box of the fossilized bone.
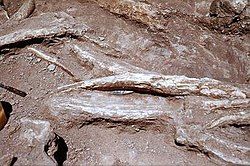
[47,90,177,121]
[71,44,150,74]
[19,118,58,165]
[28,47,78,80]
[53,71,249,165]
[175,125,250,165]
[51,74,250,164]
[202,98,250,111]
[92,0,164,30]
[0,4,248,164]
[207,111,250,129]
[174,96,250,165]
[8,0,35,22]
[0,12,89,50]
[92,0,250,34]
[57,72,246,99]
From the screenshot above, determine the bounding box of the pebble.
[47,64,56,71]
[26,56,34,61]
[98,36,105,41]
[36,58,41,63]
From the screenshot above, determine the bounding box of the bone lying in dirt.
[92,0,164,30]
[202,98,250,111]
[0,12,89,49]
[47,90,181,124]
[175,96,250,164]
[71,44,150,74]
[58,73,246,99]
[19,118,57,165]
[28,47,77,79]
[7,0,35,22]
[0,4,9,20]
[207,111,250,129]
[175,126,250,165]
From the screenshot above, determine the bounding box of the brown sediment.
[0,0,249,165]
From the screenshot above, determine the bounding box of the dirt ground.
[0,0,249,165]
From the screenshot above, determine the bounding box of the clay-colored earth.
[0,0,249,165]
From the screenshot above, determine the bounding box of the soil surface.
[0,0,249,165]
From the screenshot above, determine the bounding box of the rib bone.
[0,12,89,49]
[202,99,250,111]
[176,126,250,165]
[207,111,250,129]
[28,47,76,79]
[71,44,149,74]
[58,72,246,99]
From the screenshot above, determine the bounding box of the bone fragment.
[8,0,35,21]
[58,72,246,99]
[207,111,250,129]
[203,98,250,111]
[71,44,149,74]
[0,12,88,49]
[28,47,76,79]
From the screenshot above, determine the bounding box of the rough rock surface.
[0,0,249,165]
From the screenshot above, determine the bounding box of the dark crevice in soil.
[54,135,68,166]
[0,38,44,54]
[0,33,80,54]
[174,140,213,160]
[77,116,172,132]
[91,86,188,98]
[229,123,250,129]
[44,133,68,166]
[9,157,18,166]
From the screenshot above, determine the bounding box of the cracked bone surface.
[71,44,150,74]
[47,90,182,124]
[1,0,250,165]
[175,123,250,165]
[207,111,250,129]
[53,73,249,165]
[202,98,250,111]
[175,95,250,165]
[0,12,89,49]
[92,0,166,30]
[49,84,250,165]
[58,72,246,99]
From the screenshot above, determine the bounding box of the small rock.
[134,128,140,132]
[98,36,105,41]
[47,64,56,72]
[18,118,58,165]
[26,56,34,61]
[36,58,41,63]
